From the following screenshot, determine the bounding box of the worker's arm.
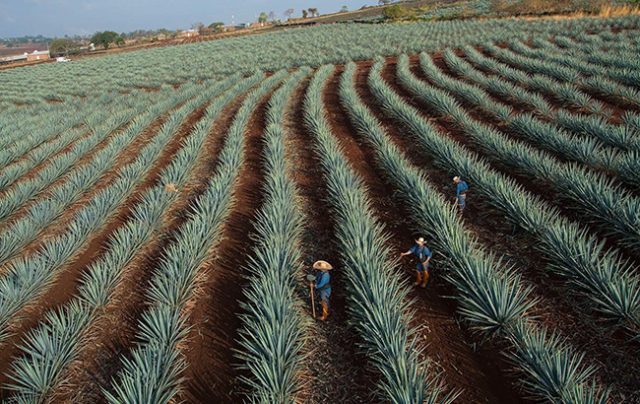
[400,250,412,257]
[422,256,431,266]
[315,273,329,289]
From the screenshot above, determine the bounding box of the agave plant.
[0,78,232,347]
[236,68,311,403]
[107,71,288,404]
[370,54,640,332]
[304,64,453,404]
[400,53,640,253]
[343,60,609,402]
[5,74,263,403]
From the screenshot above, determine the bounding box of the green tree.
[302,9,308,18]
[340,5,349,12]
[382,4,411,20]
[258,12,268,23]
[49,38,80,57]
[90,31,120,50]
[208,22,225,32]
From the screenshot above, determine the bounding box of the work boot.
[320,302,329,321]
[414,272,422,286]
[421,271,429,288]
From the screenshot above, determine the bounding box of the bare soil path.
[178,89,274,403]
[288,77,375,404]
[0,100,214,402]
[0,102,207,400]
[374,58,640,401]
[327,64,520,403]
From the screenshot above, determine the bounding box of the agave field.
[0,12,639,404]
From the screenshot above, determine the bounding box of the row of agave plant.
[442,48,640,153]
[553,34,640,68]
[0,103,143,222]
[1,121,91,190]
[396,54,640,253]
[510,38,640,91]
[0,94,115,158]
[484,42,640,109]
[3,14,637,102]
[342,60,610,402]
[304,65,453,403]
[0,88,194,266]
[5,73,260,402]
[235,68,312,402]
[0,78,228,347]
[374,55,640,336]
[462,44,608,116]
[105,71,288,403]
[0,103,108,176]
[418,52,640,194]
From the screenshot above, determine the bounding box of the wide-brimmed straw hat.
[164,183,178,193]
[313,260,333,271]
[416,237,425,245]
[453,176,460,182]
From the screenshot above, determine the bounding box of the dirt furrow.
[328,65,516,403]
[399,55,640,268]
[372,59,639,401]
[0,106,180,267]
[0,117,136,229]
[177,90,273,403]
[0,102,210,400]
[0,126,92,192]
[474,47,635,121]
[49,96,246,403]
[287,77,374,404]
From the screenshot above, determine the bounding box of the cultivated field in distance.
[0,12,639,404]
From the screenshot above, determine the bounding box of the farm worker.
[400,237,432,288]
[313,260,333,321]
[453,176,469,213]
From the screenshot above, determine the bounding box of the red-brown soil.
[177,88,275,403]
[50,94,246,403]
[0,114,137,232]
[371,58,640,401]
[332,63,526,403]
[288,77,376,404]
[0,100,210,401]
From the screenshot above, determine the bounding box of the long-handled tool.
[306,274,316,319]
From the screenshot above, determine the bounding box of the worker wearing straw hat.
[453,176,469,213]
[313,260,333,321]
[400,237,432,288]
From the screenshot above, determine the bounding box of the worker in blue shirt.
[313,260,333,321]
[453,176,469,213]
[400,237,432,288]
